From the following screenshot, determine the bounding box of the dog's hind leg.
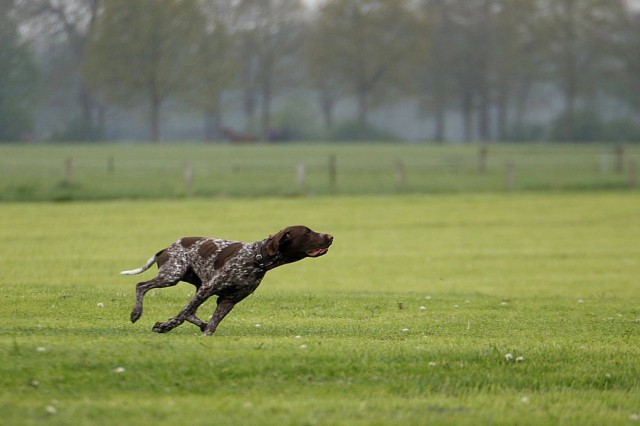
[130,275,183,323]
[186,314,207,332]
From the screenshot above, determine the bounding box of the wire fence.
[0,144,638,201]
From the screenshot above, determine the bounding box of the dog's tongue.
[307,248,327,257]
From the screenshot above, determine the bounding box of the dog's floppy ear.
[266,230,290,256]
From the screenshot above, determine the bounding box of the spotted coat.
[121,226,333,335]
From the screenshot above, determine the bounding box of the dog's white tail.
[120,255,157,275]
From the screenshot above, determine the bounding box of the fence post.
[396,159,406,187]
[108,156,115,174]
[506,161,515,190]
[629,160,637,188]
[296,161,306,191]
[329,154,337,190]
[478,146,488,173]
[600,150,609,175]
[184,161,193,196]
[64,156,73,185]
[615,146,624,174]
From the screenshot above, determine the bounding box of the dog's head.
[265,225,333,264]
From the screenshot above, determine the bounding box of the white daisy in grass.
[113,367,126,374]
[505,353,514,361]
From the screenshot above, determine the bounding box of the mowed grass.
[0,143,638,201]
[1,193,640,425]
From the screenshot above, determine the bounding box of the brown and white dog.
[121,226,333,335]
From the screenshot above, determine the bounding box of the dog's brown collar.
[254,242,281,270]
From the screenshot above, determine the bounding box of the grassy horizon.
[0,143,638,201]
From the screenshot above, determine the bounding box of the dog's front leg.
[202,297,237,336]
[152,287,212,333]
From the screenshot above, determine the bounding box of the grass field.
[1,192,640,425]
[0,143,638,200]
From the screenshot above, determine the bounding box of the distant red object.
[222,128,257,143]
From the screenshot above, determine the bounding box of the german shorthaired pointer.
[121,226,333,335]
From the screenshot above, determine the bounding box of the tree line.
[2,0,640,143]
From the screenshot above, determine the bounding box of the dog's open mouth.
[306,248,329,257]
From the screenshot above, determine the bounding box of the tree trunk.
[563,64,577,142]
[79,81,96,139]
[562,0,577,142]
[150,103,160,143]
[433,98,446,143]
[261,79,272,142]
[476,0,492,143]
[319,88,335,133]
[462,90,474,143]
[513,75,532,137]
[149,81,160,143]
[496,87,508,142]
[357,90,368,141]
[431,0,448,143]
[478,83,491,142]
[204,96,222,142]
[495,60,511,141]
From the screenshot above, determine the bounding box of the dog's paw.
[130,310,142,323]
[152,322,172,333]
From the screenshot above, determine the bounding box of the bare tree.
[304,7,345,134]
[419,0,453,142]
[17,0,103,140]
[0,0,40,141]
[537,0,627,141]
[236,0,306,140]
[492,0,540,141]
[313,0,419,140]
[83,0,205,142]
[188,0,239,141]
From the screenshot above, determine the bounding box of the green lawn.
[1,192,639,424]
[0,143,638,200]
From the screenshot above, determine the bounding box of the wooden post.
[629,160,637,188]
[296,161,306,191]
[184,161,193,196]
[478,146,488,173]
[64,156,73,185]
[396,159,406,187]
[506,161,515,190]
[600,150,609,175]
[615,146,624,174]
[328,154,337,189]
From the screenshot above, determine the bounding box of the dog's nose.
[326,234,334,243]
